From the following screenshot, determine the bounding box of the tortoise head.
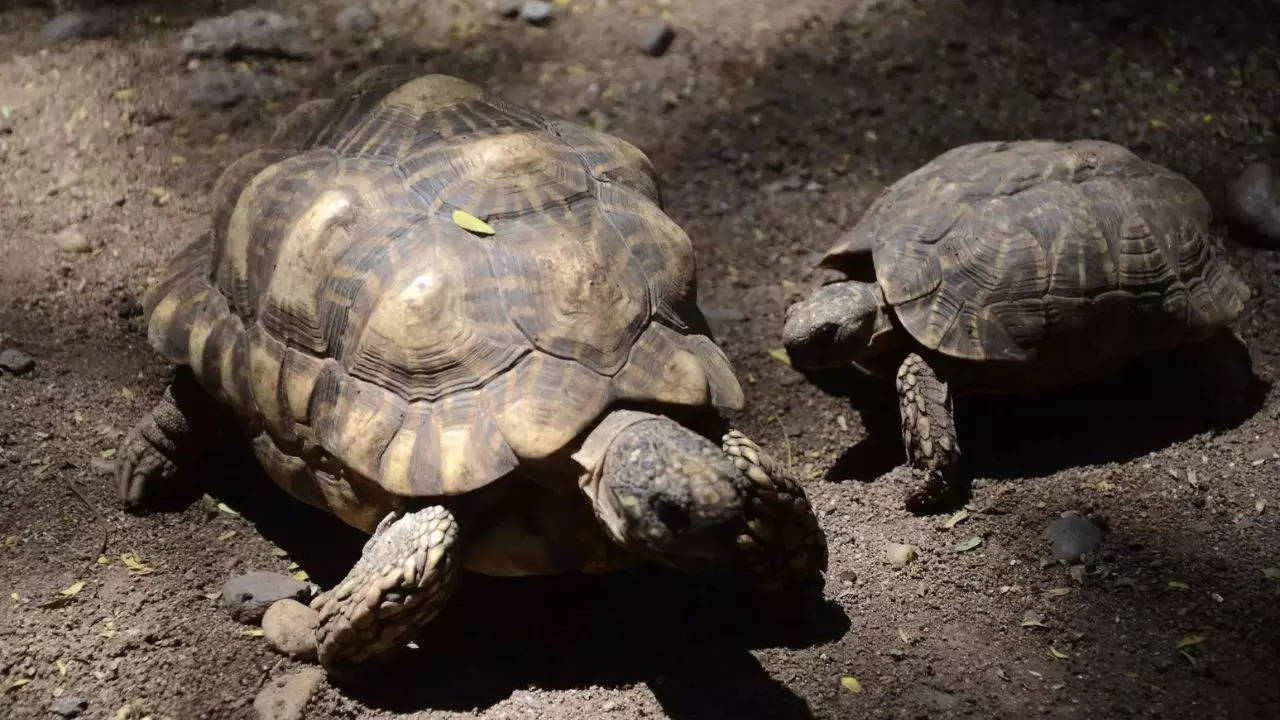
[782,280,894,370]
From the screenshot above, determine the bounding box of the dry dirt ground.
[2,1,1279,718]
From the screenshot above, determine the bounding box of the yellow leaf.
[767,348,791,365]
[292,569,310,582]
[97,555,109,565]
[242,628,265,637]
[943,509,970,529]
[59,581,85,597]
[101,448,117,459]
[839,675,862,693]
[1177,634,1206,650]
[1167,580,1189,590]
[1047,646,1069,660]
[113,88,136,101]
[1047,587,1072,597]
[9,592,18,603]
[170,154,186,166]
[215,502,239,517]
[1149,118,1168,130]
[217,531,236,541]
[2,535,16,547]
[1124,670,1138,680]
[452,209,496,236]
[150,186,171,206]
[6,678,29,691]
[120,554,152,575]
[287,561,299,571]
[100,620,116,638]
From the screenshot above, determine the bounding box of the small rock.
[253,667,324,720]
[52,227,91,253]
[49,696,89,718]
[180,10,312,59]
[1045,512,1103,563]
[1225,161,1280,248]
[520,1,554,25]
[262,599,319,661]
[45,11,116,41]
[498,0,523,18]
[0,348,35,375]
[639,19,676,57]
[885,543,918,568]
[223,571,310,624]
[335,4,378,34]
[183,71,297,108]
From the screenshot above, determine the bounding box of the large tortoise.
[783,140,1250,510]
[117,67,827,672]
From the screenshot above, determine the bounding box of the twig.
[771,414,794,474]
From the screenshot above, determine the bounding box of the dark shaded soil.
[2,1,1278,718]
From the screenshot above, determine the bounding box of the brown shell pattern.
[144,68,744,504]
[822,140,1250,363]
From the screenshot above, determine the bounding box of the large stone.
[253,667,324,720]
[179,10,312,59]
[222,571,310,624]
[45,11,116,41]
[262,598,319,661]
[1225,161,1280,248]
[0,348,35,375]
[183,71,297,108]
[1045,512,1103,563]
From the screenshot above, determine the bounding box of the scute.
[142,68,742,515]
[829,140,1250,363]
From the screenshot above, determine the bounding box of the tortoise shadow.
[204,446,847,719]
[808,334,1268,485]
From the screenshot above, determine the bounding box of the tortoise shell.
[143,68,743,528]
[821,140,1250,366]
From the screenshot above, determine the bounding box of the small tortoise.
[783,140,1250,510]
[117,68,827,672]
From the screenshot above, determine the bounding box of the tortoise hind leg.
[895,353,963,513]
[116,367,223,511]
[311,506,460,673]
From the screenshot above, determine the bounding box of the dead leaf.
[943,509,970,529]
[1047,646,1069,660]
[216,531,236,542]
[452,209,495,236]
[112,88,136,101]
[215,502,239,517]
[6,678,30,691]
[99,620,116,638]
[97,555,109,565]
[242,628,265,637]
[1167,580,1189,590]
[120,553,152,575]
[59,581,85,597]
[1020,610,1047,628]
[150,186,171,206]
[292,569,310,582]
[767,348,791,365]
[954,536,982,552]
[1177,634,1206,650]
[1264,568,1280,582]
[839,676,862,693]
[56,659,67,675]
[100,448,116,460]
[271,548,289,557]
[1047,587,1072,597]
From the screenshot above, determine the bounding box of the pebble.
[183,71,297,108]
[52,226,91,253]
[180,10,312,59]
[223,571,310,624]
[0,348,35,375]
[253,667,324,720]
[1045,512,1103,563]
[49,697,89,718]
[262,599,319,661]
[520,1,554,25]
[335,3,378,34]
[885,543,918,568]
[639,19,676,57]
[44,11,116,41]
[1226,161,1280,248]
